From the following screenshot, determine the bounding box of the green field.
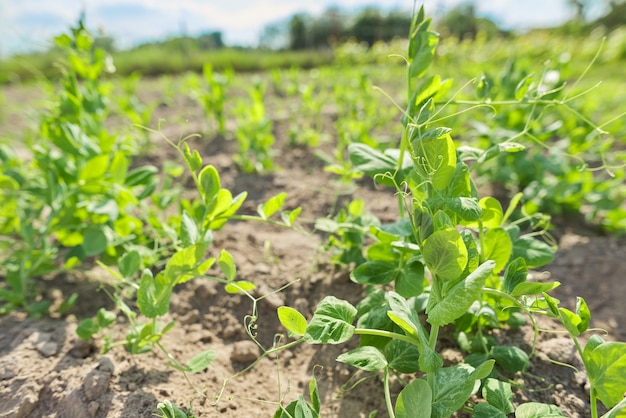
[1,12,626,418]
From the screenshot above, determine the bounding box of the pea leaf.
[511,236,554,268]
[304,296,357,344]
[514,403,564,417]
[491,345,529,372]
[224,281,255,294]
[76,318,99,340]
[395,379,432,418]
[385,339,420,374]
[337,346,388,372]
[278,306,308,336]
[164,244,214,284]
[137,270,171,318]
[119,250,141,278]
[504,258,528,294]
[473,403,507,418]
[82,227,108,256]
[431,364,479,418]
[427,260,495,326]
[510,281,560,298]
[258,192,286,219]
[412,134,456,191]
[351,261,399,285]
[180,211,199,247]
[482,378,514,414]
[198,165,220,205]
[482,227,512,273]
[422,229,468,282]
[186,349,217,373]
[584,340,626,408]
[218,249,236,281]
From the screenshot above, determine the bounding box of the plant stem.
[427,324,440,390]
[383,367,396,418]
[354,328,420,347]
[590,387,598,418]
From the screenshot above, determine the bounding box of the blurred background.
[1,0,625,82]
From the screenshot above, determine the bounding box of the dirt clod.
[230,340,260,363]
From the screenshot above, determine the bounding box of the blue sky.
[0,0,599,57]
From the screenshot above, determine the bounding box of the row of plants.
[273,8,626,417]
[1,9,625,417]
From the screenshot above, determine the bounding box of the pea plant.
[0,21,158,316]
[232,79,276,173]
[115,71,159,150]
[275,7,626,418]
[183,64,232,137]
[76,128,303,385]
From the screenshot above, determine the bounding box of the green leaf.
[82,227,108,256]
[425,197,482,223]
[258,192,286,219]
[156,400,189,418]
[482,378,514,414]
[180,211,199,247]
[504,258,528,294]
[186,349,217,373]
[295,396,316,418]
[515,74,534,100]
[125,165,158,187]
[559,307,584,337]
[281,207,302,226]
[431,364,478,418]
[184,143,203,171]
[385,339,420,374]
[198,165,220,204]
[427,261,495,326]
[337,346,387,372]
[444,162,472,198]
[224,281,255,294]
[584,340,626,408]
[412,134,456,190]
[576,297,591,334]
[515,402,564,417]
[386,291,421,338]
[351,261,398,285]
[395,379,432,418]
[304,296,357,344]
[422,229,468,282]
[482,227,512,273]
[309,377,321,414]
[511,281,560,298]
[97,308,116,328]
[408,9,439,83]
[602,397,626,418]
[395,261,425,299]
[76,318,99,340]
[349,143,398,186]
[218,249,236,281]
[79,154,109,181]
[511,236,554,268]
[119,250,141,278]
[473,403,508,418]
[164,244,214,284]
[137,270,171,318]
[278,306,308,336]
[473,359,495,379]
[491,345,529,373]
[109,152,129,183]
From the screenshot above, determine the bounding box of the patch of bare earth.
[1,79,625,418]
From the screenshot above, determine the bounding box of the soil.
[1,76,625,418]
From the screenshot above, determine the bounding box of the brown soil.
[1,77,625,418]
